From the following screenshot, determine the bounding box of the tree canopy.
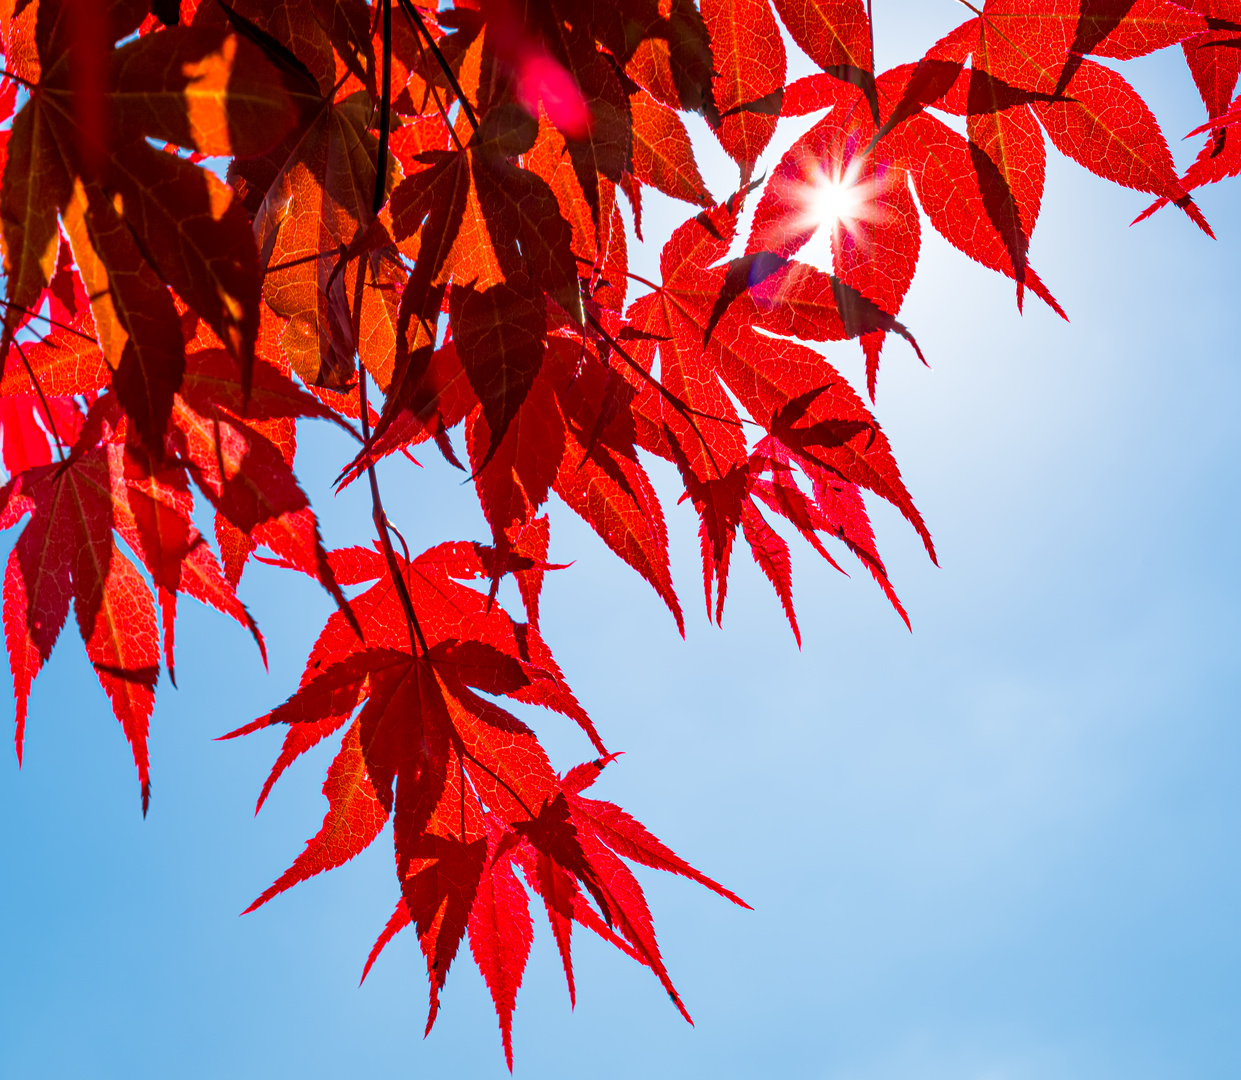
[1,0,1237,1066]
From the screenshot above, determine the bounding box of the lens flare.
[783,154,888,273]
[802,160,868,235]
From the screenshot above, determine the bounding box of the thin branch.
[410,23,467,152]
[396,0,480,132]
[372,0,393,216]
[457,740,536,819]
[867,0,875,69]
[0,68,35,90]
[358,364,429,656]
[0,299,98,343]
[12,338,65,461]
[584,310,735,479]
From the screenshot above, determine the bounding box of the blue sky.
[2,7,1239,1078]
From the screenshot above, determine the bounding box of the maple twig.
[358,364,429,656]
[867,0,875,66]
[0,69,35,91]
[265,250,346,274]
[384,519,413,566]
[410,26,467,153]
[584,311,733,478]
[13,339,66,461]
[570,252,663,295]
[372,0,392,216]
[585,312,741,430]
[0,299,98,343]
[396,0,480,131]
[456,740,536,819]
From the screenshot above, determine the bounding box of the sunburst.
[804,161,868,233]
[793,155,885,270]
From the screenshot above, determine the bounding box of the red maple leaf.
[0,0,1232,1064]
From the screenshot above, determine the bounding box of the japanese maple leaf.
[525,118,631,313]
[747,74,921,396]
[625,200,749,484]
[359,752,747,1066]
[946,1,1212,231]
[109,440,265,684]
[1179,0,1241,153]
[0,394,80,475]
[708,257,935,564]
[511,761,750,1024]
[629,86,715,207]
[468,819,535,1070]
[0,448,159,810]
[234,542,603,776]
[610,191,929,630]
[1,4,294,443]
[552,337,684,631]
[963,0,1205,96]
[772,0,874,114]
[703,0,787,171]
[0,237,109,403]
[5,0,1231,1068]
[750,434,911,628]
[245,83,402,389]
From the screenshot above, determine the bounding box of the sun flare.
[802,161,868,234]
[783,155,886,273]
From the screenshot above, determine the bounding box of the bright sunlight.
[787,155,884,273]
[801,159,869,236]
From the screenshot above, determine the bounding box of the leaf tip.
[240,893,268,917]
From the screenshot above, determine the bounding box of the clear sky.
[2,6,1238,1079]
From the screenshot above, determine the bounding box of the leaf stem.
[571,252,663,294]
[620,269,664,293]
[396,0,480,132]
[457,740,536,819]
[385,518,413,566]
[372,0,392,216]
[358,364,429,656]
[586,311,742,430]
[584,311,734,478]
[13,338,66,461]
[0,68,35,90]
[868,0,875,69]
[407,14,467,152]
[265,249,346,274]
[0,298,98,343]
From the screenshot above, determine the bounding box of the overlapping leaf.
[0,0,1232,1068]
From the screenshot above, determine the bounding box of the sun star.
[806,165,867,233]
[791,156,881,271]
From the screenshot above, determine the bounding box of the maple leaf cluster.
[0,0,1233,1065]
